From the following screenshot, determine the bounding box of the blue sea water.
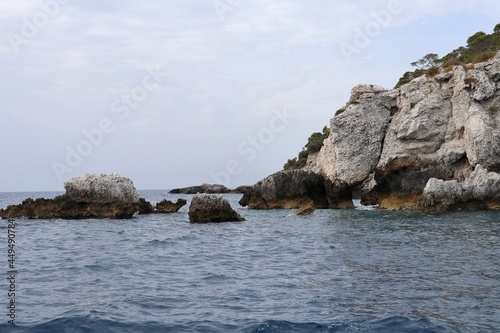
[0,191,498,333]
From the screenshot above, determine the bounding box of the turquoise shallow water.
[0,191,498,332]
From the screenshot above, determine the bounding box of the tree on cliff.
[411,53,439,69]
[495,23,500,35]
[396,23,500,88]
[284,126,330,170]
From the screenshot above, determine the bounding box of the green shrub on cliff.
[395,23,500,88]
[488,104,500,113]
[284,126,330,170]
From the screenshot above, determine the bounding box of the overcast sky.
[0,1,499,191]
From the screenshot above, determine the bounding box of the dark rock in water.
[230,185,252,194]
[169,184,230,194]
[137,198,154,214]
[239,169,352,209]
[0,174,190,219]
[0,173,143,219]
[188,194,244,223]
[0,195,138,219]
[155,199,187,213]
[295,202,316,215]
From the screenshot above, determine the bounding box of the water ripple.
[2,192,499,332]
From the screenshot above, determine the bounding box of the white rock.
[64,173,140,204]
[421,165,500,206]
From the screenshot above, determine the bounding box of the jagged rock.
[64,173,139,204]
[301,52,500,211]
[239,169,352,209]
[0,173,143,219]
[188,194,244,223]
[169,183,230,194]
[138,198,154,214]
[313,84,392,188]
[0,195,138,219]
[155,199,187,213]
[421,165,500,209]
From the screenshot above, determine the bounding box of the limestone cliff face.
[306,51,500,210]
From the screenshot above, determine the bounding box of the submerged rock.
[295,202,316,216]
[188,194,244,223]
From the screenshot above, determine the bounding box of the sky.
[0,0,499,192]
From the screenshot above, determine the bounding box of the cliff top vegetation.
[283,126,330,170]
[395,23,500,88]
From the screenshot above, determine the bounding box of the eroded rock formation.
[64,173,140,204]
[239,169,352,209]
[155,199,187,213]
[421,165,500,210]
[319,52,500,210]
[189,194,244,223]
[245,51,500,211]
[0,174,187,219]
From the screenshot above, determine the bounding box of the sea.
[0,190,498,333]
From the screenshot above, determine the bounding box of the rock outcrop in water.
[0,174,187,219]
[421,164,500,210]
[189,194,244,223]
[169,183,230,194]
[239,169,352,209]
[244,51,500,211]
[155,198,187,213]
[0,174,140,219]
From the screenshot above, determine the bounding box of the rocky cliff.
[243,51,500,211]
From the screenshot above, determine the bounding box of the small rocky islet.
[0,174,187,220]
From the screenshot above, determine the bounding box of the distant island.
[169,184,250,194]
